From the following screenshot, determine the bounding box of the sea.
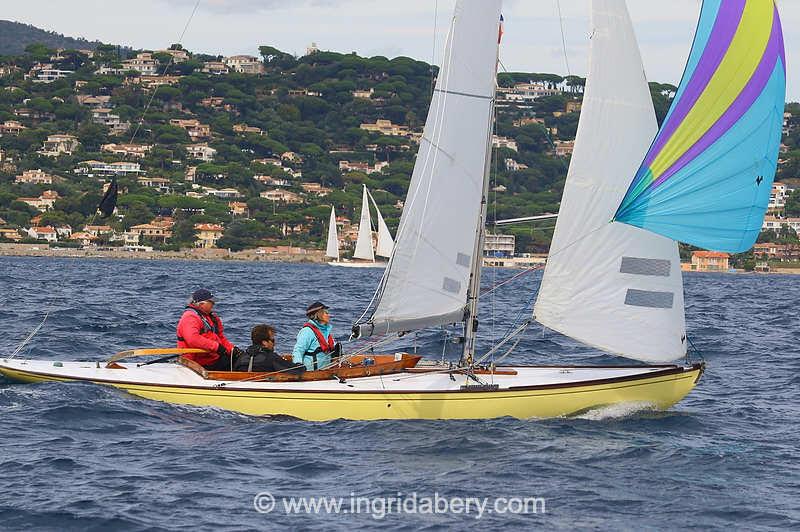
[0,256,797,530]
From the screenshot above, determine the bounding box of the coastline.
[3,243,800,274]
[0,243,327,263]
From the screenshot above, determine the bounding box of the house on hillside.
[360,119,412,138]
[229,202,249,216]
[101,143,152,158]
[185,143,217,162]
[18,190,60,212]
[338,160,388,175]
[260,189,304,204]
[129,223,172,243]
[15,169,55,185]
[77,161,143,176]
[201,61,229,75]
[690,251,730,272]
[492,135,518,152]
[137,176,172,193]
[223,55,264,74]
[27,226,58,242]
[0,120,26,136]
[194,224,225,248]
[39,134,80,157]
[170,119,212,140]
[122,53,159,76]
[301,183,332,196]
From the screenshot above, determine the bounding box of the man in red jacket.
[176,288,237,370]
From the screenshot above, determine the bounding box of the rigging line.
[430,0,438,98]
[555,0,571,77]
[491,98,499,339]
[496,289,536,343]
[545,221,609,262]
[483,330,525,367]
[480,266,537,296]
[496,59,569,175]
[128,0,201,144]
[7,312,49,359]
[475,320,531,366]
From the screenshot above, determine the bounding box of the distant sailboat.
[325,205,339,261]
[327,184,394,268]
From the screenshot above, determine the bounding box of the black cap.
[306,301,329,316]
[192,288,215,303]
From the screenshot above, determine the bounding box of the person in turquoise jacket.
[292,301,339,370]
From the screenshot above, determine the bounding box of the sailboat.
[327,184,394,268]
[0,0,784,421]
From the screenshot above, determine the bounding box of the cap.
[306,301,329,316]
[192,288,215,303]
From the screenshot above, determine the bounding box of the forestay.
[354,0,502,337]
[614,0,786,253]
[326,206,339,260]
[353,184,375,261]
[368,189,394,259]
[534,0,687,363]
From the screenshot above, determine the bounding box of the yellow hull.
[0,364,703,421]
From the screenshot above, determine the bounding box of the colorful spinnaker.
[614,0,786,253]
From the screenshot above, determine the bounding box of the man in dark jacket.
[234,324,305,375]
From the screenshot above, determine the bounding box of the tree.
[216,219,272,251]
[24,43,55,62]
[259,46,296,69]
[121,201,154,229]
[77,122,109,149]
[785,190,800,217]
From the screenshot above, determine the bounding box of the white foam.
[574,401,657,421]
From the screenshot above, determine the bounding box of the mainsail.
[534,0,687,363]
[355,0,502,337]
[368,189,394,259]
[326,206,339,260]
[353,184,375,261]
[614,0,786,253]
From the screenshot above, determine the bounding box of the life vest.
[302,322,335,370]
[177,306,220,342]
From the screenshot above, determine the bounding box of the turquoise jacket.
[292,320,334,370]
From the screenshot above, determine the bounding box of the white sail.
[533,0,687,363]
[326,206,339,260]
[368,188,394,259]
[353,184,375,262]
[356,0,502,337]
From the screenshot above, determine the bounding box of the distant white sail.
[368,188,394,259]
[533,0,686,363]
[356,0,502,337]
[353,184,375,261]
[326,206,339,260]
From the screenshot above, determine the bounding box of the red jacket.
[176,304,234,367]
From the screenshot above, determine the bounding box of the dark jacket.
[234,345,305,374]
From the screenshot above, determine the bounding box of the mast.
[462,34,500,365]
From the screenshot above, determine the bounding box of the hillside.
[0,38,796,260]
[0,20,101,56]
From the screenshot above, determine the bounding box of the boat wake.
[572,401,658,421]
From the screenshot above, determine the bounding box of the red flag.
[498,14,505,44]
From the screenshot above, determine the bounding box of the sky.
[2,0,799,101]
